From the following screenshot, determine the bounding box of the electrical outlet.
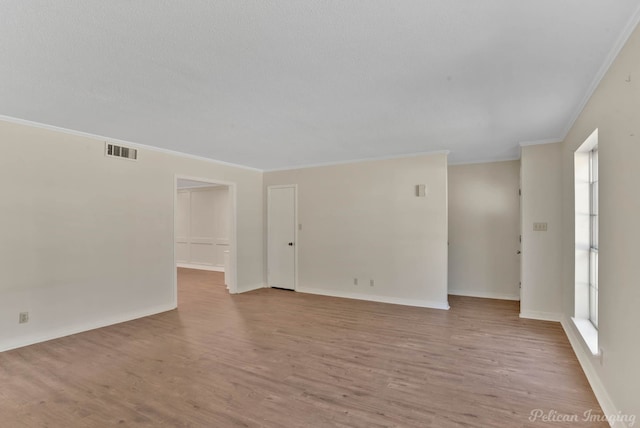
[353,278,358,285]
[370,279,374,287]
[19,312,29,324]
[533,222,548,232]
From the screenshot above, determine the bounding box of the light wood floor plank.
[0,268,605,427]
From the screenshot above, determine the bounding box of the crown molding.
[518,138,563,147]
[561,3,640,139]
[264,150,450,172]
[0,114,263,173]
[447,155,520,166]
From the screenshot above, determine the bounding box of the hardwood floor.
[0,268,605,427]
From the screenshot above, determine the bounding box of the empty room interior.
[1,2,639,427]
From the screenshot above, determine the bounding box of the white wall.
[559,20,640,424]
[264,154,449,309]
[520,143,563,321]
[176,186,230,270]
[0,119,264,352]
[448,161,520,300]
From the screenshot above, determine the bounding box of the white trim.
[448,289,520,301]
[0,114,553,171]
[447,155,520,166]
[0,303,176,353]
[518,138,563,147]
[0,114,452,173]
[561,317,629,428]
[519,310,562,322]
[264,150,450,172]
[172,181,178,308]
[571,317,599,355]
[561,3,640,140]
[297,287,450,310]
[235,283,266,294]
[0,114,262,172]
[177,263,224,272]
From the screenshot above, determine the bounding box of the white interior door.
[268,185,296,290]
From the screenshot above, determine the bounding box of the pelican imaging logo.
[529,409,636,426]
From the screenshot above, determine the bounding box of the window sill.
[571,317,599,355]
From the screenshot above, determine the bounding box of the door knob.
[288,242,294,246]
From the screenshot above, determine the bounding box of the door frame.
[267,184,298,291]
[174,175,238,305]
[519,164,523,304]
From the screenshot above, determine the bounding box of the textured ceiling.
[1,1,639,170]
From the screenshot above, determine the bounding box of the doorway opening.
[174,176,238,307]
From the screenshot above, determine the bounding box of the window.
[573,129,598,355]
[588,147,598,328]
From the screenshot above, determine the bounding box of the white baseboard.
[448,289,520,301]
[519,310,562,322]
[296,287,450,310]
[235,283,266,294]
[177,263,224,272]
[0,303,176,353]
[561,317,628,428]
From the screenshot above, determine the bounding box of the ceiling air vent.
[105,143,137,160]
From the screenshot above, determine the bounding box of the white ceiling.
[1,2,639,170]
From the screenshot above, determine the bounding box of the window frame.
[572,128,599,355]
[588,147,598,329]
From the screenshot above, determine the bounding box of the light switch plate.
[533,222,548,232]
